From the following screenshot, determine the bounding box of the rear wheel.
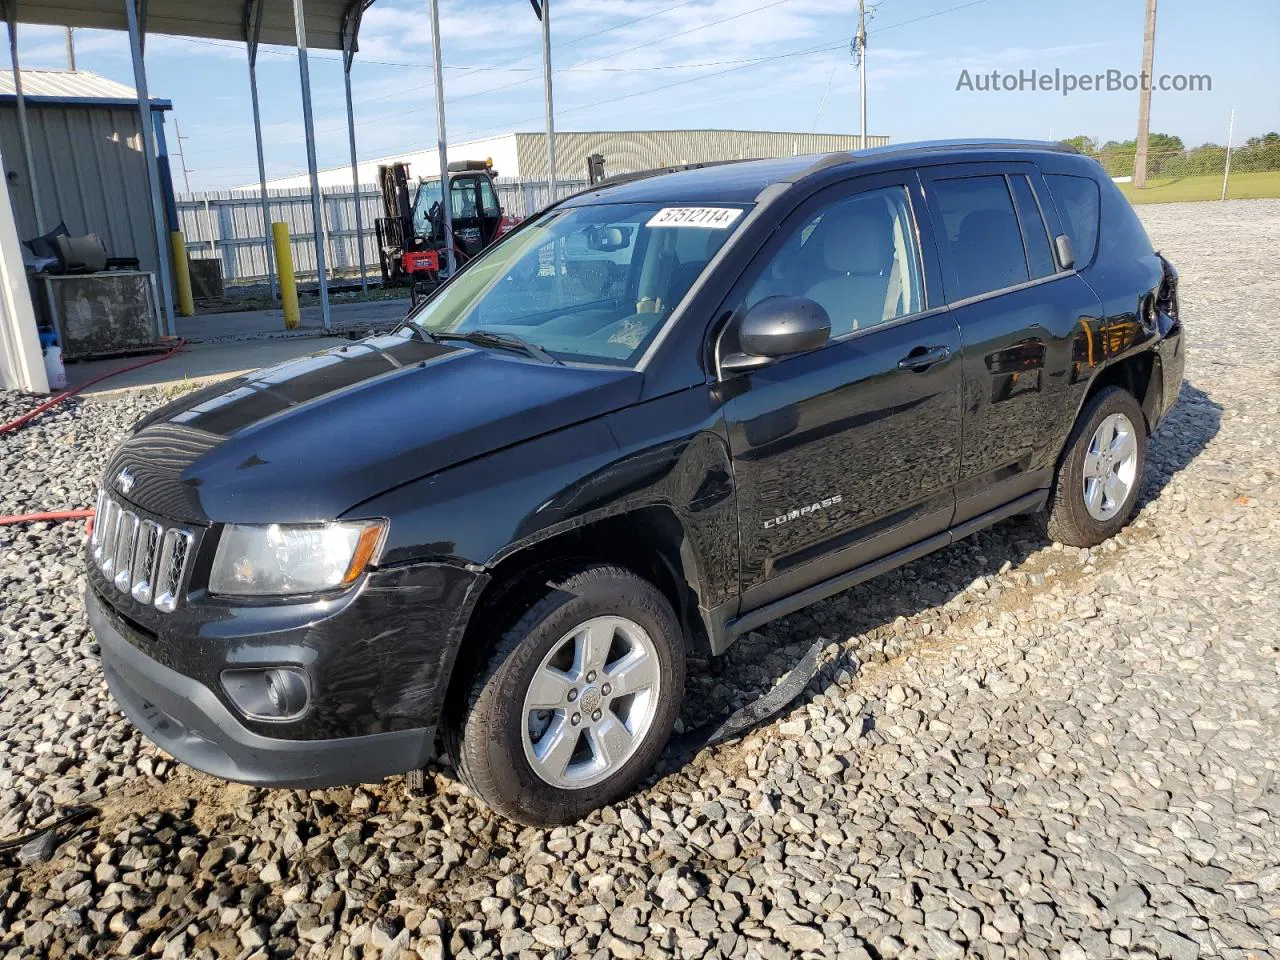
[446,565,684,825]
[1044,386,1147,547]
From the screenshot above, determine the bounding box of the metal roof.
[0,68,169,107]
[19,0,370,52]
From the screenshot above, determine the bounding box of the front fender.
[348,386,739,613]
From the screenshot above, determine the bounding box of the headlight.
[209,520,386,597]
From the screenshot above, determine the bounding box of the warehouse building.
[255,128,891,190]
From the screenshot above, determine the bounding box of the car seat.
[804,202,897,336]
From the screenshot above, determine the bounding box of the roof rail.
[792,138,1080,181]
[860,138,1079,157]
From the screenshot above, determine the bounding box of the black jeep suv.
[86,140,1183,824]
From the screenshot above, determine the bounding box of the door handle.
[898,344,952,371]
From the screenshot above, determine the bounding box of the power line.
[341,0,801,119]
[188,0,809,154]
[187,0,991,181]
[190,38,850,158]
[359,0,995,164]
[171,0,706,73]
[873,0,990,35]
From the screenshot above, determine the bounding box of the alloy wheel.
[1082,412,1140,521]
[521,616,661,789]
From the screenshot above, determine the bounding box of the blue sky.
[7,0,1278,190]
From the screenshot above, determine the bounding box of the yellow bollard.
[169,231,195,317]
[272,221,300,330]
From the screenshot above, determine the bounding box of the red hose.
[0,509,95,526]
[1,340,187,527]
[0,338,187,436]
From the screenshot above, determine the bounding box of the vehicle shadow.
[665,379,1222,760]
[1134,381,1222,511]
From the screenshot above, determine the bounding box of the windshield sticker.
[646,207,744,229]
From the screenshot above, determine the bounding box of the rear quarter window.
[1096,176,1156,264]
[1044,174,1100,268]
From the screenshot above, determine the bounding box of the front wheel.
[1044,385,1147,547]
[447,565,685,825]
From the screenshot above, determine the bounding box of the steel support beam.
[245,0,277,301]
[3,3,44,232]
[428,0,454,278]
[124,0,177,337]
[292,0,330,328]
[341,8,368,293]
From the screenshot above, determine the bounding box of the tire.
[446,565,685,825]
[1044,385,1148,548]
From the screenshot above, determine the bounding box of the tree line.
[1060,132,1280,179]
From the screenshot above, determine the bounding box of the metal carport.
[3,0,379,343]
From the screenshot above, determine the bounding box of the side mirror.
[1054,233,1075,270]
[721,296,831,374]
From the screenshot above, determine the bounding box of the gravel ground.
[2,200,1278,960]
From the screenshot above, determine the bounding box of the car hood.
[105,333,642,524]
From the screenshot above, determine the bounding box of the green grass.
[1117,170,1280,203]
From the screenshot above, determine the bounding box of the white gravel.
[2,199,1278,960]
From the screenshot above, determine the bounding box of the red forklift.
[375,159,518,301]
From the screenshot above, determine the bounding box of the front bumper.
[85,550,487,788]
[89,585,437,788]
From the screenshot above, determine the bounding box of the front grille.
[92,488,194,614]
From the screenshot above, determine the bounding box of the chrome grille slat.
[90,488,106,553]
[154,528,193,614]
[131,520,162,604]
[113,512,139,590]
[93,487,194,614]
[98,500,121,576]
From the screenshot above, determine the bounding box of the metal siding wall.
[0,103,159,274]
[513,130,890,179]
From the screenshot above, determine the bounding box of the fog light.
[222,667,310,721]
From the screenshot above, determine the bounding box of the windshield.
[405,201,749,365]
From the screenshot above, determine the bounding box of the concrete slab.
[66,336,349,396]
[177,298,411,342]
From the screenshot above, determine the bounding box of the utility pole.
[537,0,557,199]
[172,119,193,194]
[1133,0,1157,189]
[65,27,76,70]
[854,0,868,150]
[428,0,455,278]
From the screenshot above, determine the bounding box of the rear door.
[717,172,964,612]
[918,163,1104,524]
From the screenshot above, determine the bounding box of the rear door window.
[1043,174,1100,268]
[930,176,1030,301]
[1008,175,1057,278]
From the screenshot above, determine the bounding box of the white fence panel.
[176,177,589,284]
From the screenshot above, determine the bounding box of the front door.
[717,174,964,612]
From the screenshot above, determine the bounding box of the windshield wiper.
[433,329,563,365]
